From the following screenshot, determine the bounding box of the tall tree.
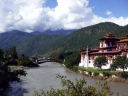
[113,55,128,71]
[94,56,107,69]
[5,46,18,65]
[64,52,80,68]
[8,46,18,59]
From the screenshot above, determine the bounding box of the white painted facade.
[79,54,112,69]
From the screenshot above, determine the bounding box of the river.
[8,62,128,96]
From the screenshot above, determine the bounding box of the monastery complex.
[79,33,128,70]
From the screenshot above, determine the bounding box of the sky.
[0,0,128,32]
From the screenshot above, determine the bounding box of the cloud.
[0,0,45,32]
[43,0,93,30]
[106,11,112,16]
[0,0,128,32]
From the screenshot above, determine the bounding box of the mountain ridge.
[0,22,128,56]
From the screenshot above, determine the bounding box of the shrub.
[102,71,112,77]
[94,71,99,76]
[34,75,111,96]
[64,52,80,69]
[88,71,92,76]
[121,72,128,79]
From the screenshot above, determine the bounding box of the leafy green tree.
[0,49,4,66]
[113,55,128,71]
[50,51,65,62]
[49,50,72,63]
[64,52,80,68]
[94,56,107,69]
[5,46,18,65]
[18,54,35,67]
[6,46,18,59]
[0,48,26,95]
[0,49,4,59]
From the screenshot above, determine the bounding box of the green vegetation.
[64,52,80,69]
[4,46,37,67]
[94,56,107,69]
[0,47,35,95]
[50,49,67,63]
[34,75,111,96]
[50,51,80,69]
[112,55,128,71]
[78,55,128,78]
[1,22,128,56]
[18,54,37,67]
[78,67,128,80]
[78,67,113,77]
[0,30,64,56]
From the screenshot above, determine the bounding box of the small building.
[79,33,128,70]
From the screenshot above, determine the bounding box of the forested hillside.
[58,22,127,51]
[0,22,128,56]
[0,30,64,55]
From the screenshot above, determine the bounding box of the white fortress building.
[79,33,128,70]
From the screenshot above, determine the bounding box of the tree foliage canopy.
[0,47,29,95]
[64,52,80,68]
[113,55,128,71]
[94,56,107,69]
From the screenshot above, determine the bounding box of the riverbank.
[77,67,128,84]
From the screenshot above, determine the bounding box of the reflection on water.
[8,62,128,96]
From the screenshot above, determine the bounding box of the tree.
[17,54,36,67]
[64,52,80,68]
[0,49,4,66]
[0,49,4,59]
[6,46,18,59]
[94,56,107,69]
[0,48,26,95]
[113,55,128,71]
[5,46,18,65]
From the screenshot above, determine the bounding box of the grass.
[78,67,114,77]
[77,67,128,84]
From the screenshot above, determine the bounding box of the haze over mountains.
[0,22,128,56]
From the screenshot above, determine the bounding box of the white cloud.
[45,0,93,30]
[0,0,45,32]
[0,0,128,32]
[106,11,112,16]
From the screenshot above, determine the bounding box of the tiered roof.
[80,33,128,55]
[89,50,121,55]
[99,33,119,40]
[118,34,128,43]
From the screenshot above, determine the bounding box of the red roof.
[89,50,121,55]
[120,34,128,39]
[99,33,119,40]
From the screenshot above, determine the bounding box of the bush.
[102,71,112,77]
[64,52,80,69]
[34,75,111,96]
[88,71,92,76]
[94,71,99,76]
[121,72,128,79]
[72,66,78,72]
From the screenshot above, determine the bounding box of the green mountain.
[57,22,125,51]
[0,30,64,55]
[0,22,128,56]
